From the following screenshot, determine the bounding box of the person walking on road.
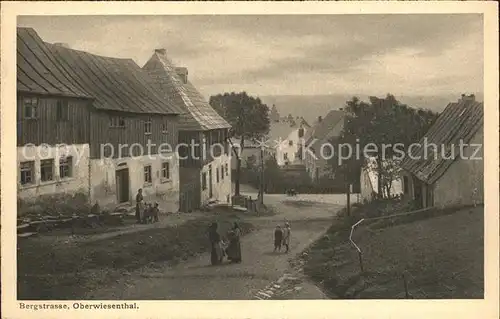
[226,222,242,263]
[135,188,144,224]
[274,225,283,252]
[282,222,291,253]
[208,222,224,266]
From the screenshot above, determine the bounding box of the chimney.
[155,48,167,55]
[54,43,70,48]
[175,67,188,84]
[298,127,304,138]
[460,93,476,102]
[318,116,322,123]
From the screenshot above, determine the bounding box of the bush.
[18,192,91,217]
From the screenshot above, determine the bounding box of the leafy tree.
[209,92,271,196]
[263,155,282,193]
[329,94,438,199]
[366,158,402,198]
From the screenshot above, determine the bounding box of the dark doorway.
[116,168,130,203]
[403,176,409,195]
[208,165,213,198]
[412,176,423,209]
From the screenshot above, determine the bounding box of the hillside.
[260,93,484,125]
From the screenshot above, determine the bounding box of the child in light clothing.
[282,222,291,253]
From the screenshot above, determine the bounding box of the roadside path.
[86,194,345,300]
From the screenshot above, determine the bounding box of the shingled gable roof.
[142,49,231,131]
[400,96,484,185]
[17,28,91,99]
[17,27,181,115]
[303,110,345,146]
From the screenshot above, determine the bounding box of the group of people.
[274,222,291,253]
[208,220,293,266]
[135,188,160,224]
[209,222,242,265]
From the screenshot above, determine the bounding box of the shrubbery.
[17,192,91,217]
[238,157,351,194]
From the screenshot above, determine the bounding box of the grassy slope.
[17,213,254,300]
[302,204,484,299]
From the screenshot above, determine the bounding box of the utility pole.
[346,182,351,217]
[259,146,265,205]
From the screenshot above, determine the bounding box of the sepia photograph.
[1,2,499,319]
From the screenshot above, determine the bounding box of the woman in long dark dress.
[135,189,144,224]
[208,222,223,265]
[226,222,242,263]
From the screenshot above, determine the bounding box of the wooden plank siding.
[89,110,179,159]
[178,128,230,168]
[17,94,91,146]
[178,130,203,168]
[202,128,230,165]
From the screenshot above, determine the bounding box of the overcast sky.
[18,15,483,98]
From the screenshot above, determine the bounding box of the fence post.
[357,251,364,273]
[403,272,409,298]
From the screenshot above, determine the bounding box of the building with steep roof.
[17,28,181,212]
[302,110,346,181]
[265,122,308,166]
[143,49,232,211]
[400,94,483,208]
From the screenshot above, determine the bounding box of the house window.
[284,153,288,161]
[20,161,35,185]
[23,97,39,119]
[403,176,409,195]
[59,156,72,179]
[110,116,125,128]
[323,147,332,157]
[40,159,54,182]
[289,140,293,146]
[145,117,152,135]
[161,118,168,133]
[161,162,170,180]
[144,165,152,184]
[202,172,207,190]
[56,100,69,121]
[216,167,220,183]
[225,163,229,176]
[221,166,224,180]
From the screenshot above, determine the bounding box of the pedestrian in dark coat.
[208,222,223,265]
[274,225,283,252]
[226,222,242,263]
[135,189,144,223]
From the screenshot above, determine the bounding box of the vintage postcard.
[1,1,498,319]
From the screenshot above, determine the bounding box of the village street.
[85,187,354,300]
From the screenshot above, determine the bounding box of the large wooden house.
[17,28,183,212]
[143,49,232,212]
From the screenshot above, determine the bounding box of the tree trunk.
[376,152,384,199]
[234,136,245,196]
[385,180,392,199]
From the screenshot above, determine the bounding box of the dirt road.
[86,193,347,300]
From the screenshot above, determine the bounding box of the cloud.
[17,14,483,97]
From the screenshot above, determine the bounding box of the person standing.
[135,188,144,224]
[208,222,223,265]
[226,222,242,263]
[282,222,291,253]
[274,225,283,252]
